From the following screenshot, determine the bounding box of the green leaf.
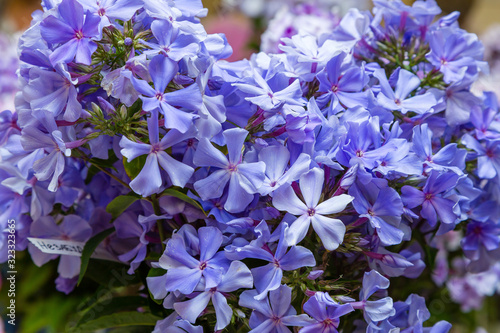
[70,312,161,332]
[161,188,206,215]
[78,228,116,286]
[83,259,140,287]
[123,154,147,180]
[106,193,141,219]
[77,296,149,325]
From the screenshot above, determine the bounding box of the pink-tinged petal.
[311,215,346,251]
[315,194,353,215]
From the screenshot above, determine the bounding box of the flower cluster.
[2,0,500,331]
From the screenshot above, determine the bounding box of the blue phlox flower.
[258,144,311,195]
[239,284,314,333]
[299,292,354,333]
[78,0,142,29]
[374,68,437,114]
[401,170,460,227]
[173,260,253,331]
[226,222,315,300]
[272,168,353,250]
[193,128,266,213]
[316,52,370,114]
[141,19,200,62]
[130,56,202,133]
[150,226,229,295]
[350,181,405,246]
[40,0,101,65]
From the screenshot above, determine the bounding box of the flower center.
[199,261,207,270]
[155,92,164,101]
[75,30,84,40]
[394,98,402,106]
[227,164,238,173]
[368,208,375,216]
[425,193,433,200]
[307,208,316,216]
[97,7,106,16]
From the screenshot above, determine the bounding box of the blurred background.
[1,0,500,60]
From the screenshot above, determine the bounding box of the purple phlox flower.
[374,137,423,176]
[329,8,371,43]
[461,134,500,181]
[317,52,370,114]
[129,56,201,133]
[388,294,451,332]
[22,63,82,121]
[193,128,266,213]
[349,181,404,246]
[120,115,196,197]
[401,170,460,227]
[239,284,314,333]
[141,19,199,62]
[426,27,486,83]
[149,226,230,295]
[40,0,101,65]
[272,168,353,250]
[462,220,500,257]
[233,68,305,127]
[470,93,500,140]
[28,214,92,279]
[226,222,315,300]
[397,243,426,279]
[142,0,207,36]
[173,260,253,331]
[336,119,400,171]
[115,212,167,274]
[443,80,482,126]
[285,109,322,144]
[366,247,415,278]
[152,313,203,333]
[350,270,395,327]
[374,68,437,114]
[78,0,142,29]
[20,110,73,192]
[412,124,466,174]
[258,144,311,195]
[299,292,354,333]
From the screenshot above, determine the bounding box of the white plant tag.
[27,237,118,261]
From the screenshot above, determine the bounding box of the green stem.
[151,194,166,251]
